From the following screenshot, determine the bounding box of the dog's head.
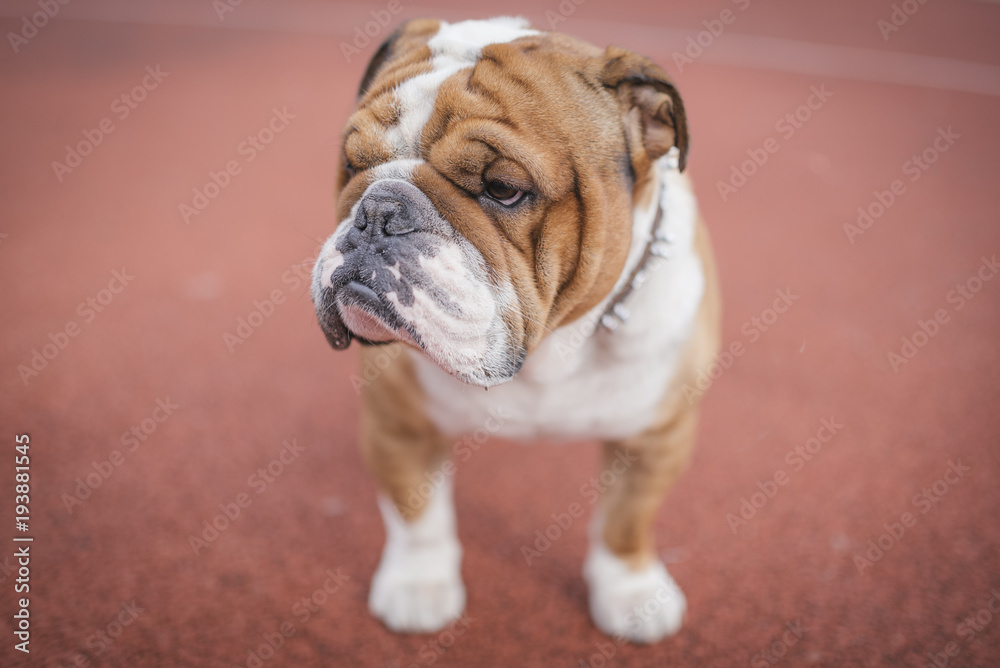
[312,17,687,387]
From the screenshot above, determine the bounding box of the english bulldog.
[311,16,720,644]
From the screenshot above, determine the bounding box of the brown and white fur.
[311,16,720,644]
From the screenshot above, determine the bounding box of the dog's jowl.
[311,16,720,644]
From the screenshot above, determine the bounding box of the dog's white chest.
[409,169,704,442]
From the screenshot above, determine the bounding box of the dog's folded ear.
[598,46,689,172]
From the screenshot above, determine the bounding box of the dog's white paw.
[369,477,465,633]
[369,538,465,633]
[584,542,686,644]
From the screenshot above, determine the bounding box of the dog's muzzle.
[312,179,460,351]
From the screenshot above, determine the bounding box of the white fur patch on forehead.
[386,17,538,157]
[428,16,537,60]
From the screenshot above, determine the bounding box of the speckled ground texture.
[1,0,999,666]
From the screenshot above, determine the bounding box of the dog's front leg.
[584,217,720,643]
[584,403,699,644]
[358,344,465,633]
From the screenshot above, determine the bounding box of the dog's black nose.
[356,197,416,236]
[348,180,451,243]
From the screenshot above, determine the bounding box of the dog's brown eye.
[484,180,525,206]
[344,159,357,178]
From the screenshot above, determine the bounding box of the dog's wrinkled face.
[312,17,688,387]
